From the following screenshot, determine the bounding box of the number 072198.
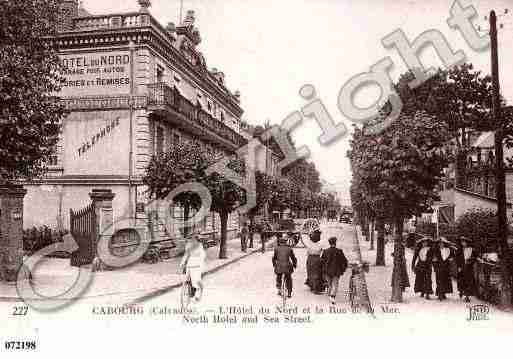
[4,341,37,351]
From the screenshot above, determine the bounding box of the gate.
[70,202,97,267]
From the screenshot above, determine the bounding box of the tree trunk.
[455,150,468,188]
[376,218,385,266]
[183,204,190,236]
[218,211,229,259]
[248,213,255,248]
[499,245,512,308]
[360,215,368,241]
[391,217,408,303]
[369,219,375,250]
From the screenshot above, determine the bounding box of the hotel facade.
[24,0,248,244]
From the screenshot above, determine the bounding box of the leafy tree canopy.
[0,0,65,183]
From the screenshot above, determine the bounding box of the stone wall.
[0,185,27,282]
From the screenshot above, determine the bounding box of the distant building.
[239,123,282,178]
[437,131,513,223]
[24,1,246,243]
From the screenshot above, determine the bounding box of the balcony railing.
[147,83,245,147]
[73,12,147,31]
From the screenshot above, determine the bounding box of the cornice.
[50,22,244,118]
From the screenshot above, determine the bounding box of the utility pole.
[490,10,512,308]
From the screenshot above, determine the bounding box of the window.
[220,111,225,122]
[156,126,164,155]
[173,133,180,145]
[156,65,164,83]
[206,143,213,155]
[47,155,58,167]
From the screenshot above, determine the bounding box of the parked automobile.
[339,215,352,223]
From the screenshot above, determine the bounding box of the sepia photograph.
[1,0,513,356]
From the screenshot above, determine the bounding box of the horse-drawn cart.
[262,218,320,247]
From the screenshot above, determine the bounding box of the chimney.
[57,0,79,32]
[183,10,195,27]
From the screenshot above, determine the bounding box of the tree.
[0,0,65,183]
[283,158,322,194]
[349,126,388,266]
[349,110,451,302]
[456,208,499,253]
[204,158,246,259]
[395,64,493,186]
[245,170,275,242]
[144,141,246,259]
[143,141,205,236]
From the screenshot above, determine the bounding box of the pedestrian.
[456,236,477,303]
[304,229,324,294]
[240,221,248,252]
[412,236,434,300]
[260,220,271,253]
[391,247,410,293]
[248,220,255,249]
[180,233,207,302]
[432,237,454,301]
[321,236,348,305]
[272,235,297,298]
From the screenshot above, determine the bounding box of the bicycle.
[180,273,196,310]
[280,276,287,310]
[348,261,370,310]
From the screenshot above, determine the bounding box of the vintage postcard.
[1,0,513,356]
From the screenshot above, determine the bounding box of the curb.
[128,240,275,304]
[0,240,276,304]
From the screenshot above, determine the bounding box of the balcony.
[147,83,246,148]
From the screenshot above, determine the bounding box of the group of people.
[272,230,348,305]
[239,220,272,253]
[412,236,477,302]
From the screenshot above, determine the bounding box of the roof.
[473,131,494,148]
[472,131,513,159]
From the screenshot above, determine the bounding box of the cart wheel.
[302,218,320,234]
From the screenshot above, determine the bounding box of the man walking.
[321,237,348,305]
[240,221,248,252]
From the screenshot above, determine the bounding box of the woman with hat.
[412,236,435,299]
[432,237,455,301]
[304,229,324,294]
[456,236,477,302]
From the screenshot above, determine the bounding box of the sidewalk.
[353,225,513,325]
[0,235,275,303]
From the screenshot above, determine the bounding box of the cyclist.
[180,233,206,302]
[272,235,297,298]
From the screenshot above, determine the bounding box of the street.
[131,222,513,331]
[139,222,357,310]
[1,222,513,336]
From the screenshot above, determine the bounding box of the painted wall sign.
[63,111,130,176]
[77,118,120,157]
[59,51,131,96]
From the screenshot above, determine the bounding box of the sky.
[83,0,513,204]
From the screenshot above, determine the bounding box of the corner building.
[24,1,246,245]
